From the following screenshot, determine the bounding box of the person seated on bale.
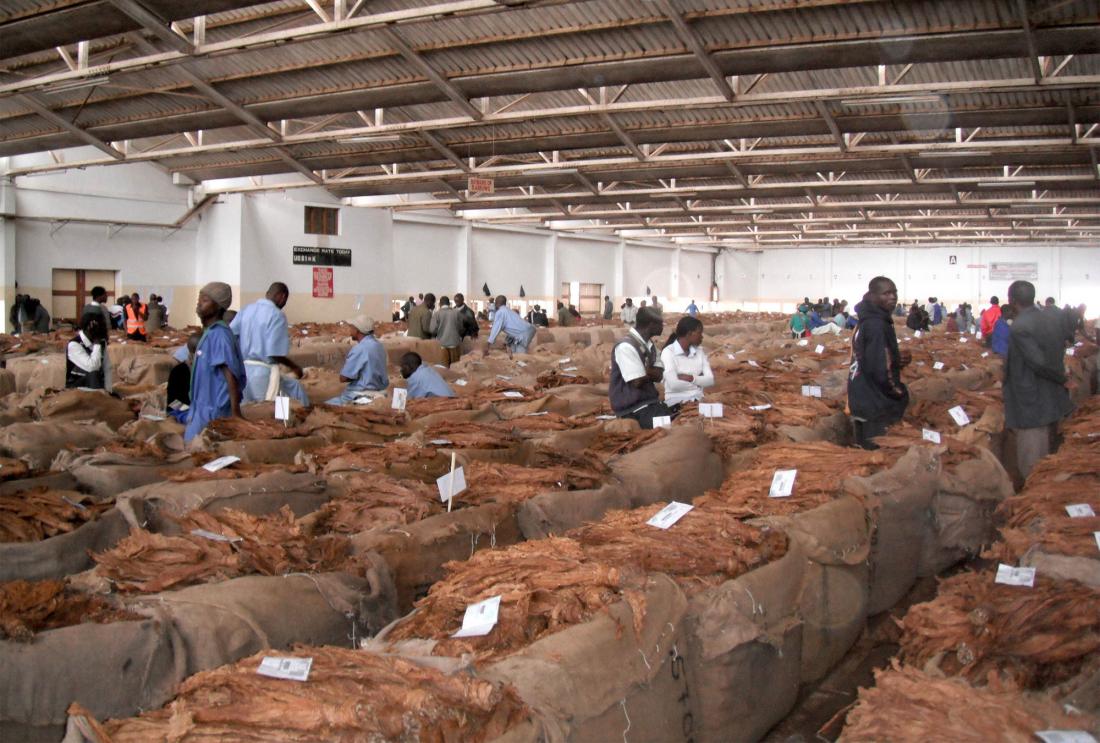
[231,282,310,407]
[399,351,455,399]
[327,315,389,405]
[609,307,674,429]
[660,315,714,409]
[166,333,200,421]
[808,305,842,335]
[789,304,811,338]
[66,311,109,390]
[185,283,245,442]
[556,301,574,327]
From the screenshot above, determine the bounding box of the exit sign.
[468,177,495,194]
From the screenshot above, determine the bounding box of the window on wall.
[304,206,339,235]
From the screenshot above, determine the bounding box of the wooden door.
[51,269,117,322]
[578,282,602,314]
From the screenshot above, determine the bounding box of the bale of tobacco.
[310,472,442,535]
[0,489,110,543]
[70,645,530,743]
[899,570,1100,688]
[839,662,1097,743]
[0,579,138,641]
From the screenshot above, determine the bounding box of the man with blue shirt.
[231,282,310,406]
[400,352,455,399]
[327,315,389,404]
[185,282,246,442]
[487,295,537,356]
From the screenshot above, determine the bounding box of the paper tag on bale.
[948,406,970,426]
[933,361,945,370]
[995,564,1036,587]
[922,429,941,444]
[797,339,809,347]
[1095,532,1100,552]
[202,455,240,473]
[452,595,501,638]
[1035,731,1098,743]
[257,656,312,682]
[914,330,922,338]
[769,469,797,498]
[959,337,968,343]
[975,331,983,340]
[814,344,825,354]
[981,352,990,358]
[1066,348,1076,357]
[596,415,616,420]
[391,388,407,411]
[436,467,467,502]
[652,415,672,429]
[502,391,524,399]
[191,528,241,543]
[1065,504,1095,518]
[749,404,772,411]
[454,379,468,386]
[801,385,822,398]
[274,395,291,421]
[646,502,693,529]
[699,403,724,418]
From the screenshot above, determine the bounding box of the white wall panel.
[392,221,464,296]
[470,228,547,299]
[679,251,712,301]
[623,245,671,299]
[555,237,617,290]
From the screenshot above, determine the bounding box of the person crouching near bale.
[66,311,109,390]
[660,315,714,410]
[185,283,246,442]
[609,307,675,429]
[326,315,389,405]
[400,352,455,399]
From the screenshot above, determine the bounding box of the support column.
[544,232,557,304]
[613,238,625,301]
[457,222,473,298]
[670,247,681,303]
[0,175,17,325]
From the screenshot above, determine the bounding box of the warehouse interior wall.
[2,152,1098,324]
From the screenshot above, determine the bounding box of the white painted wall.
[470,227,548,300]
[623,245,672,299]
[392,220,464,297]
[679,250,712,302]
[556,237,617,290]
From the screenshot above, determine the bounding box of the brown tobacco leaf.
[569,502,787,595]
[405,395,475,417]
[314,472,442,534]
[695,441,890,518]
[584,426,666,461]
[839,662,1097,743]
[0,488,110,543]
[422,421,519,450]
[535,369,592,389]
[94,645,529,743]
[453,461,608,508]
[899,570,1100,688]
[677,402,765,458]
[203,417,308,441]
[0,579,139,641]
[387,537,643,663]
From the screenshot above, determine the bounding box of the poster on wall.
[312,267,333,299]
[293,246,352,267]
[989,262,1038,281]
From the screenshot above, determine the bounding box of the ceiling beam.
[420,130,472,172]
[15,93,125,160]
[380,27,484,121]
[814,100,847,152]
[653,0,737,101]
[599,112,646,161]
[1016,0,1045,83]
[106,0,194,54]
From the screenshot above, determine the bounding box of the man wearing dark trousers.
[609,307,675,429]
[847,276,910,449]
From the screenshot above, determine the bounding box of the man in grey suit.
[1003,280,1074,478]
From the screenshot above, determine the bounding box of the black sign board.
[293,246,352,267]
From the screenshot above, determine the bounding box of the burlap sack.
[351,502,522,612]
[115,471,329,534]
[844,446,939,614]
[0,508,132,581]
[482,574,689,743]
[493,395,572,420]
[0,471,79,496]
[684,543,806,743]
[114,354,175,387]
[35,389,135,430]
[918,447,1013,576]
[287,341,351,370]
[52,448,192,498]
[116,416,186,442]
[532,384,610,416]
[0,421,116,471]
[213,435,328,464]
[908,375,956,402]
[516,483,631,539]
[1018,547,1100,590]
[611,425,724,509]
[0,369,15,397]
[8,354,64,393]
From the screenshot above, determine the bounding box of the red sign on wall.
[312,267,333,298]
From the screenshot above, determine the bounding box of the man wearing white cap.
[185,282,246,442]
[326,315,389,405]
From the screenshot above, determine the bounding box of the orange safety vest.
[125,303,147,336]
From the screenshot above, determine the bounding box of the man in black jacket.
[847,276,910,449]
[1004,280,1074,477]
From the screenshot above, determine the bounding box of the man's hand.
[645,366,663,382]
[677,373,694,383]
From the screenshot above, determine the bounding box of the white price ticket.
[428,439,453,446]
[769,469,797,498]
[801,385,822,398]
[981,352,990,358]
[959,336,968,343]
[190,528,240,543]
[562,366,579,372]
[975,331,983,340]
[141,414,165,421]
[436,467,467,502]
[502,391,525,399]
[1036,732,1097,743]
[699,403,724,418]
[749,404,772,411]
[274,395,291,421]
[1066,348,1076,357]
[914,330,922,338]
[922,429,942,444]
[454,379,468,386]
[747,360,760,367]
[797,339,809,346]
[1065,504,1095,518]
[391,387,407,411]
[202,455,240,473]
[646,502,694,529]
[595,415,617,420]
[933,361,945,370]
[651,415,672,429]
[516,361,527,367]
[726,353,736,360]
[558,358,572,364]
[814,344,825,354]
[948,406,971,426]
[452,595,501,638]
[257,656,312,682]
[995,564,1036,587]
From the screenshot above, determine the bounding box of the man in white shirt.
[66,311,109,389]
[660,316,714,406]
[620,297,638,326]
[609,308,674,428]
